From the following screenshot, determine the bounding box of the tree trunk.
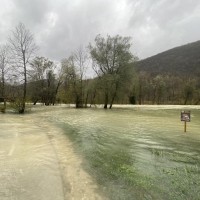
[20,52,27,114]
[184,94,189,105]
[152,89,156,104]
[85,92,89,108]
[138,84,142,105]
[75,94,83,108]
[109,80,119,109]
[52,80,62,105]
[33,99,38,105]
[90,90,96,107]
[109,91,117,109]
[22,81,26,112]
[104,93,108,109]
[2,70,6,111]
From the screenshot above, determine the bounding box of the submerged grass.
[49,107,200,200]
[58,123,155,199]
[151,148,200,199]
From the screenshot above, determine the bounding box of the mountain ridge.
[136,40,200,76]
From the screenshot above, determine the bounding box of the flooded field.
[1,105,200,200]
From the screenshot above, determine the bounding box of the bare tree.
[0,44,9,111]
[53,63,66,105]
[73,46,88,107]
[9,23,37,113]
[62,47,88,108]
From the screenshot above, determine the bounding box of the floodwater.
[0,105,200,200]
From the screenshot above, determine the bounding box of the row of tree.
[0,23,137,113]
[0,23,200,113]
[135,72,200,105]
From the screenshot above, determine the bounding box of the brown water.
[0,109,105,200]
[1,105,200,200]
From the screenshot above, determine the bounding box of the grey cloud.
[128,0,200,58]
[12,0,50,26]
[0,0,200,62]
[38,0,123,59]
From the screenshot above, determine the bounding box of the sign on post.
[181,111,191,132]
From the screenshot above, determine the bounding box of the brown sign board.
[181,111,191,122]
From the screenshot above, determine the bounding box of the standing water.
[0,105,200,199]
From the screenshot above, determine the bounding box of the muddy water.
[47,106,200,200]
[0,109,105,200]
[1,106,200,200]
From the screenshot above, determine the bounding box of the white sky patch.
[113,1,131,33]
[115,0,127,12]
[46,12,58,28]
[41,12,58,37]
[0,0,15,44]
[0,0,14,17]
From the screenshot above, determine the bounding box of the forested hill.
[136,40,200,76]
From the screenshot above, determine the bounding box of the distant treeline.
[134,40,200,105]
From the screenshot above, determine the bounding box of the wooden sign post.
[181,111,191,132]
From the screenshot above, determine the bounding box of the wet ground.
[0,105,200,200]
[0,109,105,200]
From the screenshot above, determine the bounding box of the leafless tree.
[62,46,89,107]
[0,44,9,111]
[8,23,37,113]
[73,46,88,107]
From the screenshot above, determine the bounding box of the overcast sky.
[0,0,200,62]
